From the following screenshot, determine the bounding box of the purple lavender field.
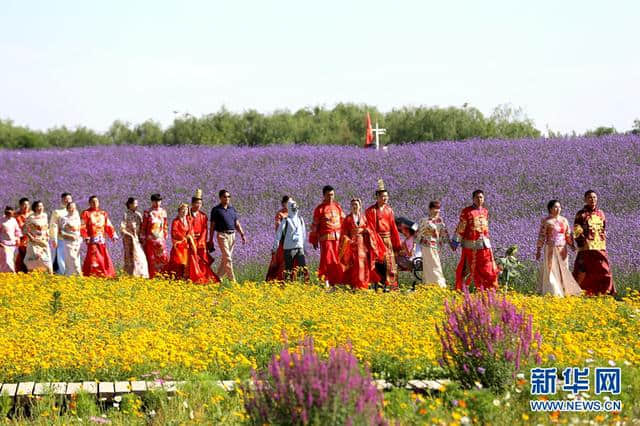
[2,135,639,283]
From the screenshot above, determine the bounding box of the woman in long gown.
[23,201,53,273]
[0,206,22,272]
[266,196,290,281]
[141,194,169,279]
[536,200,582,296]
[338,198,386,290]
[416,200,452,288]
[167,203,218,284]
[120,197,149,278]
[58,201,82,275]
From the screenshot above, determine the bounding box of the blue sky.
[1,0,638,134]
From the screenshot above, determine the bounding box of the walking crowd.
[0,189,245,285]
[0,180,615,296]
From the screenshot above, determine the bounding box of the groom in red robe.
[309,185,345,286]
[167,202,218,284]
[365,179,402,290]
[452,189,499,290]
[189,189,219,283]
[573,190,615,295]
[13,197,31,273]
[190,190,214,267]
[80,195,118,277]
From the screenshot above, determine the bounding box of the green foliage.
[0,103,542,149]
[74,390,100,418]
[119,393,143,418]
[369,353,423,386]
[140,388,167,413]
[31,391,64,420]
[495,245,526,289]
[584,126,617,137]
[50,290,62,315]
[0,395,11,418]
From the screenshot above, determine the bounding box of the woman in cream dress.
[416,200,452,287]
[120,197,149,278]
[23,201,53,273]
[58,201,82,275]
[536,200,582,296]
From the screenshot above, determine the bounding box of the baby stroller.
[395,216,423,289]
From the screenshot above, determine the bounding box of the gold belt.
[319,232,340,241]
[462,238,489,250]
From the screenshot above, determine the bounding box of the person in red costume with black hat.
[80,195,118,277]
[573,190,615,295]
[451,189,499,290]
[365,179,402,290]
[309,185,345,286]
[189,189,218,277]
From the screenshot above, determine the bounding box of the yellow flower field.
[0,273,638,382]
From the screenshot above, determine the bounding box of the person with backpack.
[272,198,309,282]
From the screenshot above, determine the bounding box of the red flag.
[365,112,374,147]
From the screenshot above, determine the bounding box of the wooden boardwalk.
[0,378,450,399]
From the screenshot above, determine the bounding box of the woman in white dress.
[120,197,149,278]
[416,200,452,288]
[23,201,53,273]
[59,201,82,275]
[536,200,582,296]
[0,206,22,272]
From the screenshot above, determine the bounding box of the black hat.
[151,193,163,202]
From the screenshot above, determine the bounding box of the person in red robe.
[266,195,291,281]
[339,198,386,289]
[13,197,31,273]
[365,180,402,290]
[167,203,218,284]
[141,193,169,278]
[573,190,615,295]
[80,195,118,278]
[189,189,218,280]
[309,185,345,286]
[451,189,499,290]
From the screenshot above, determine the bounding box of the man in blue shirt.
[208,189,246,281]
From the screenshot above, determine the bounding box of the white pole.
[375,122,380,151]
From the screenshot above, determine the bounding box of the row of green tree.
[1,103,637,149]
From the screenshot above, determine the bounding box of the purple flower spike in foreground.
[436,289,542,391]
[243,336,386,425]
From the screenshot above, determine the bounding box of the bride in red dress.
[338,198,386,289]
[167,203,219,284]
